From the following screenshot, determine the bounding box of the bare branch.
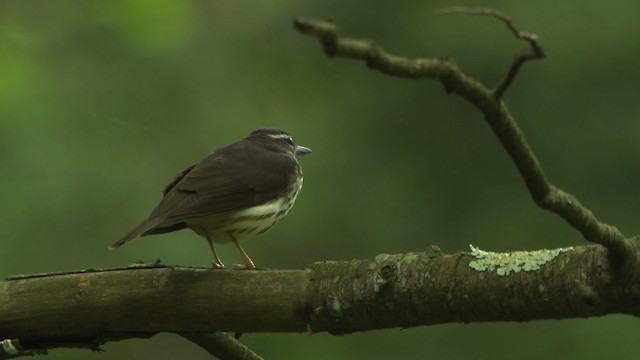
[179,332,264,360]
[3,249,640,353]
[435,7,546,99]
[0,339,47,360]
[293,17,632,260]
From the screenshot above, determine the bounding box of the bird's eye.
[285,137,294,146]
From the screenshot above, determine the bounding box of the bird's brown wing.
[162,163,196,196]
[147,142,295,225]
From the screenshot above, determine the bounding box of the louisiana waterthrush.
[109,128,311,269]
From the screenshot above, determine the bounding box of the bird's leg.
[230,234,256,270]
[206,235,225,269]
[192,225,225,268]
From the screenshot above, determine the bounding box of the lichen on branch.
[469,245,573,276]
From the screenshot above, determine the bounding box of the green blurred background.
[2,0,640,359]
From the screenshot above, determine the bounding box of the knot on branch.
[372,254,398,293]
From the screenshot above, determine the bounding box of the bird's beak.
[295,145,312,155]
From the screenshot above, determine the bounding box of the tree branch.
[2,247,640,355]
[293,16,634,262]
[178,332,264,360]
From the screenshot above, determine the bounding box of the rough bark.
[3,244,640,355]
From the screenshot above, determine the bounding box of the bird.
[109,128,311,270]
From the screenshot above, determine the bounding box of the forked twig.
[436,7,545,99]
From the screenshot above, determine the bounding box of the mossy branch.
[2,247,640,357]
[293,15,633,261]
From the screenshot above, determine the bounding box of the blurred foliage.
[2,1,640,359]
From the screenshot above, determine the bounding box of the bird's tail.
[109,218,159,250]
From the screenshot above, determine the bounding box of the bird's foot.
[233,260,256,270]
[212,260,225,269]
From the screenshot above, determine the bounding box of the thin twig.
[435,7,545,99]
[179,333,264,360]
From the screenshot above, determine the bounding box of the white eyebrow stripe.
[267,134,293,140]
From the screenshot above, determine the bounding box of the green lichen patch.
[468,244,573,276]
[401,253,419,264]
